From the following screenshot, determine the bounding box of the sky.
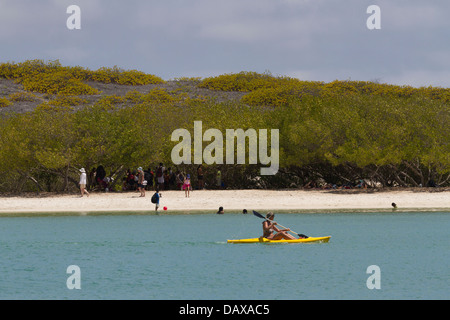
[0,0,449,87]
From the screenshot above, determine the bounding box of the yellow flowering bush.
[242,81,324,106]
[94,95,125,110]
[123,90,143,103]
[319,80,450,102]
[0,60,99,95]
[240,77,450,107]
[91,66,164,85]
[0,59,61,80]
[40,96,88,108]
[63,65,92,80]
[21,71,100,95]
[0,60,164,97]
[144,88,175,103]
[198,71,300,92]
[0,97,12,108]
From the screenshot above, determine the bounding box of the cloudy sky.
[1,0,449,87]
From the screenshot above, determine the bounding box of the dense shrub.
[240,77,450,107]
[91,66,164,85]
[21,71,100,95]
[0,60,164,96]
[0,97,12,108]
[242,81,323,107]
[39,96,88,108]
[0,59,62,80]
[198,71,300,92]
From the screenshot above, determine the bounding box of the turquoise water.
[0,211,448,300]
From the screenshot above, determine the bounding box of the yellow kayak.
[227,236,331,244]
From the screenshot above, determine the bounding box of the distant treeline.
[0,61,448,192]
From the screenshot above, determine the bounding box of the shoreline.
[0,189,448,216]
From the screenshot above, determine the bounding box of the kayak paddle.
[253,210,308,239]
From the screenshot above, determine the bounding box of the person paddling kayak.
[262,212,296,240]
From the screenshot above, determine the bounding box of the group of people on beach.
[122,164,213,197]
[78,164,209,211]
[81,163,217,197]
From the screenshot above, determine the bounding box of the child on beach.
[183,174,191,197]
[151,188,161,212]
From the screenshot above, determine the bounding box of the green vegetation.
[0,62,448,192]
[0,97,12,108]
[0,59,164,96]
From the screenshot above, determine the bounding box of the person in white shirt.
[79,168,90,197]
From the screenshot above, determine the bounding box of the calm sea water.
[0,211,448,300]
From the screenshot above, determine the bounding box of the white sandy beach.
[0,189,448,215]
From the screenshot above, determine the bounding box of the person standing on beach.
[197,165,205,189]
[79,168,89,197]
[156,163,165,190]
[137,167,145,197]
[183,174,191,197]
[176,171,184,190]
